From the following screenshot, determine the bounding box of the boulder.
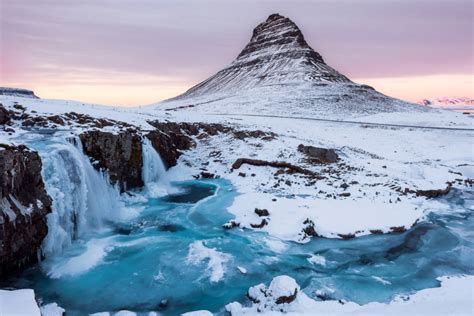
[298,144,339,164]
[79,130,143,192]
[0,104,10,124]
[0,144,52,276]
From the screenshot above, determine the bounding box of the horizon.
[1,0,473,107]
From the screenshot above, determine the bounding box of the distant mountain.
[0,87,39,99]
[158,14,426,118]
[419,97,474,111]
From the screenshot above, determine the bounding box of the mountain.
[157,14,425,119]
[0,87,39,99]
[419,97,474,112]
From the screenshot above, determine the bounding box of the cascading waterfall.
[142,137,172,196]
[40,136,122,257]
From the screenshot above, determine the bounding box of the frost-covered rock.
[0,144,52,276]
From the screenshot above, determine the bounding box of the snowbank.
[225,275,474,315]
[0,289,40,316]
[228,193,424,241]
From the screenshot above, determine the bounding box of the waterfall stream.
[141,137,172,197]
[38,136,122,257]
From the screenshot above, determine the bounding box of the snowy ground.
[1,94,473,315]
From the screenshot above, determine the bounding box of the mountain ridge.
[157,13,427,119]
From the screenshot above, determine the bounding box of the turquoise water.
[3,133,473,315]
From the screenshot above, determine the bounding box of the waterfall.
[40,137,122,257]
[142,137,172,196]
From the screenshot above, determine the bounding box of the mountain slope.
[156,14,426,119]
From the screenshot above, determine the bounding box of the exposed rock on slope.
[0,145,52,276]
[79,131,144,192]
[298,144,339,164]
[159,14,425,118]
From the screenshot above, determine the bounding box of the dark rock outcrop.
[145,123,195,169]
[416,184,451,199]
[255,208,270,217]
[232,158,321,177]
[146,121,275,168]
[298,144,339,164]
[0,144,52,276]
[0,104,11,125]
[79,131,143,192]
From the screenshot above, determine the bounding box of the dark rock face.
[146,121,275,168]
[298,144,339,164]
[0,145,52,276]
[416,184,451,199]
[255,208,270,217]
[275,288,298,305]
[0,104,11,124]
[145,123,195,169]
[79,131,144,192]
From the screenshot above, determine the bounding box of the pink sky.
[1,0,473,106]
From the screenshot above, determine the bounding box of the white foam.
[186,240,231,283]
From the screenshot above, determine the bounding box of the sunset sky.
[1,0,472,106]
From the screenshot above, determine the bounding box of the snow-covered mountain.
[157,14,425,118]
[419,97,474,111]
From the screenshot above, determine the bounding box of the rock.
[254,208,270,217]
[298,144,339,164]
[0,104,11,124]
[238,172,246,177]
[339,192,351,197]
[0,144,52,276]
[250,219,268,228]
[302,219,317,238]
[223,220,240,230]
[390,226,407,233]
[232,158,320,177]
[79,130,143,192]
[416,184,451,198]
[338,233,355,239]
[248,275,300,306]
[200,172,216,179]
[145,124,195,169]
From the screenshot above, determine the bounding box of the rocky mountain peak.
[167,14,350,101]
[237,13,324,64]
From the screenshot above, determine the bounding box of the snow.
[0,289,40,316]
[181,311,213,316]
[225,275,474,315]
[40,303,65,316]
[186,240,232,282]
[229,193,424,241]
